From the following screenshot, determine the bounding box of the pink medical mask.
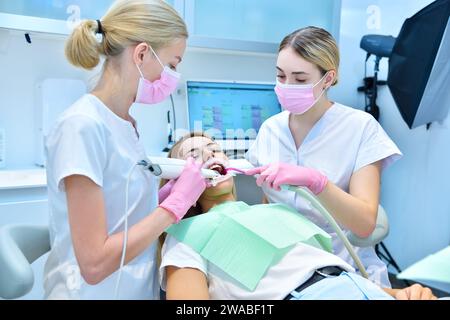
[275,72,328,115]
[135,46,181,105]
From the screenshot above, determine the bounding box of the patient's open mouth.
[203,158,230,179]
[209,163,226,175]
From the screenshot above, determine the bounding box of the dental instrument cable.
[114,159,166,299]
[282,185,369,279]
[114,163,138,299]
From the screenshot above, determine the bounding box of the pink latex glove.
[158,179,176,204]
[245,163,328,195]
[159,157,207,223]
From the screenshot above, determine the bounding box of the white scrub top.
[246,103,402,287]
[44,94,159,299]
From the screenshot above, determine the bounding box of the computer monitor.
[186,80,281,144]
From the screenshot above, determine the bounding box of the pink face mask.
[274,72,328,115]
[135,46,181,105]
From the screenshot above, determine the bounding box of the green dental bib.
[166,201,332,291]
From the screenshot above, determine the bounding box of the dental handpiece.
[157,165,220,180]
[139,157,221,180]
[224,167,247,175]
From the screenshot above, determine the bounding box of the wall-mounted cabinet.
[184,0,341,53]
[0,0,340,53]
[0,0,113,35]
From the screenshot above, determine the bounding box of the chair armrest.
[348,205,389,247]
[0,225,50,299]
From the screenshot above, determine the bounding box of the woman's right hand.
[159,157,207,223]
[245,162,328,195]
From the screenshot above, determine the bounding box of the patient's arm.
[166,266,210,300]
[262,195,269,204]
[382,284,437,300]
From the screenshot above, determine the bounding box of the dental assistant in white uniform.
[44,0,207,299]
[246,27,402,288]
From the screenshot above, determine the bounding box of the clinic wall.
[0,31,86,169]
[336,0,450,285]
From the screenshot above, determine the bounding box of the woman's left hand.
[245,162,328,195]
[395,284,437,300]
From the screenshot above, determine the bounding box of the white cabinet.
[0,0,114,35]
[185,0,342,53]
[0,1,340,52]
[0,0,112,21]
[0,0,183,35]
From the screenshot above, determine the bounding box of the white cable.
[114,164,138,299]
[283,185,369,279]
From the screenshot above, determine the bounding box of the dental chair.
[347,205,407,286]
[348,204,389,248]
[0,201,390,299]
[347,205,408,285]
[0,225,50,299]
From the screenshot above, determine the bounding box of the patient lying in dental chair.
[158,132,436,300]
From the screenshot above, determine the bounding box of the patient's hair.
[65,0,188,70]
[165,131,213,171]
[279,26,340,86]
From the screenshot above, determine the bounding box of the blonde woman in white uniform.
[44,0,207,299]
[246,26,402,288]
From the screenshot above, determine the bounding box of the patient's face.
[173,136,235,197]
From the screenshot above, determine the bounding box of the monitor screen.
[187,81,281,140]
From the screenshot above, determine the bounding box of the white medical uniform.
[246,103,402,287]
[44,94,159,299]
[160,235,356,300]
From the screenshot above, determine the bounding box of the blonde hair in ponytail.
[65,0,188,70]
[65,20,101,70]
